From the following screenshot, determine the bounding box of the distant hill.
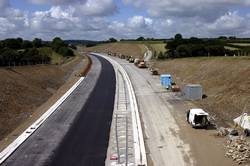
[64,40,102,45]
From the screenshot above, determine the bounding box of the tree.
[33,38,43,48]
[0,41,3,49]
[191,45,207,57]
[109,38,117,43]
[136,36,145,41]
[22,40,33,49]
[176,45,191,57]
[51,37,67,51]
[17,37,23,45]
[189,37,202,44]
[207,45,225,56]
[175,33,183,40]
[58,47,74,57]
[157,51,167,59]
[229,36,236,40]
[0,48,19,66]
[218,36,227,40]
[3,38,22,49]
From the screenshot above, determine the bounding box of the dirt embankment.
[79,43,146,58]
[154,57,250,127]
[0,55,88,142]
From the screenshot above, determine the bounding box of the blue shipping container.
[160,74,172,89]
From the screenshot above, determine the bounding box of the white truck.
[186,108,210,128]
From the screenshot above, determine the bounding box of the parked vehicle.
[186,109,210,128]
[129,58,134,63]
[171,85,180,92]
[150,68,159,75]
[138,61,147,68]
[134,58,140,65]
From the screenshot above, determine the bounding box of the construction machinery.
[138,61,147,68]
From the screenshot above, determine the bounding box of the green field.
[229,43,250,47]
[224,46,239,51]
[150,43,166,54]
[120,40,165,44]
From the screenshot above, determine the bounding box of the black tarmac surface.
[3,54,116,166]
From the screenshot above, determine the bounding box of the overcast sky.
[1,0,250,40]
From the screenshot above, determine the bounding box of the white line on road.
[0,77,85,164]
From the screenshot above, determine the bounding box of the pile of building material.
[171,85,180,92]
[225,137,250,165]
[216,127,240,137]
[234,113,250,136]
[149,68,159,75]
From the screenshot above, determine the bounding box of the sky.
[0,0,250,40]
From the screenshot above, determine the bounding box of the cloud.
[0,0,250,40]
[29,0,117,16]
[28,6,112,40]
[127,16,152,28]
[75,0,117,16]
[0,1,29,38]
[206,12,246,35]
[0,0,9,9]
[0,17,15,34]
[106,15,156,39]
[29,0,84,5]
[123,0,250,21]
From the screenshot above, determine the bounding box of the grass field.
[150,43,166,54]
[224,46,239,51]
[229,43,250,47]
[80,42,147,58]
[120,40,165,44]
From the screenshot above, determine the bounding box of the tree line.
[157,34,240,59]
[0,37,74,66]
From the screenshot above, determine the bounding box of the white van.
[186,109,209,128]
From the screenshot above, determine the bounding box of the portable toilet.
[183,84,203,100]
[160,74,172,89]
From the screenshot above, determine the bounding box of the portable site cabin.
[160,74,172,89]
[183,84,203,100]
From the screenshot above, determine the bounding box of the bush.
[157,51,168,59]
[207,45,225,56]
[57,47,74,57]
[32,38,43,48]
[176,45,191,57]
[23,40,33,49]
[3,38,23,49]
[0,48,51,66]
[0,48,19,66]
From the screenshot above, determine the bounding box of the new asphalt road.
[3,54,116,166]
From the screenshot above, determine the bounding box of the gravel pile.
[225,137,250,165]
